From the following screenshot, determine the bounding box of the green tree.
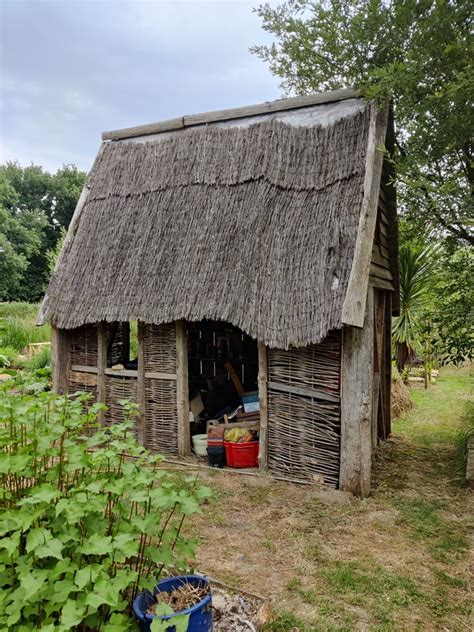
[432,246,474,364]
[251,0,473,245]
[0,162,86,301]
[0,172,47,301]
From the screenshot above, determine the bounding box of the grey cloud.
[1,0,280,172]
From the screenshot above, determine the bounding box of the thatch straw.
[40,104,371,349]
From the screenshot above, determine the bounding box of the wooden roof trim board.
[341,102,389,328]
[101,88,358,141]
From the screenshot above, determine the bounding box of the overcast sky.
[1,0,281,173]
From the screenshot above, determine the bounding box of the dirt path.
[176,366,472,631]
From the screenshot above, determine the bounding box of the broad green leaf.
[145,543,173,567]
[80,533,112,555]
[0,453,30,474]
[60,599,87,628]
[35,537,64,560]
[102,612,133,631]
[113,533,139,559]
[19,484,60,505]
[173,613,191,632]
[0,530,20,557]
[20,569,48,601]
[26,527,52,553]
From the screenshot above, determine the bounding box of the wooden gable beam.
[341,103,389,328]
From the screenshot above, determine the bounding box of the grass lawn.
[0,302,51,368]
[175,365,473,631]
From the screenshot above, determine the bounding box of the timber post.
[176,320,190,456]
[257,341,269,470]
[339,289,375,496]
[51,325,70,395]
[97,322,108,427]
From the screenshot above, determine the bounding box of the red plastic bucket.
[224,441,259,468]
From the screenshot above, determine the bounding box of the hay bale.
[391,367,413,419]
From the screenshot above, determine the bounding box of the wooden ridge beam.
[101,88,358,141]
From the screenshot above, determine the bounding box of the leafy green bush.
[458,401,474,471]
[0,315,50,351]
[0,346,18,368]
[23,346,51,371]
[0,389,211,630]
[0,302,40,319]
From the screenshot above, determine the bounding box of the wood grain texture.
[340,290,374,496]
[97,322,107,427]
[258,341,268,470]
[101,88,357,141]
[176,321,190,456]
[137,321,146,446]
[51,326,70,394]
[342,104,389,328]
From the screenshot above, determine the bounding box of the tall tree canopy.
[0,163,86,302]
[252,0,473,246]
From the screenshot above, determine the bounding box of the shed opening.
[187,320,260,465]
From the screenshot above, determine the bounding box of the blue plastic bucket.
[133,575,212,632]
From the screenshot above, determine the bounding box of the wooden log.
[224,361,245,396]
[176,321,190,456]
[51,325,70,395]
[71,364,98,374]
[137,321,146,446]
[342,104,389,328]
[97,322,108,427]
[258,341,269,470]
[339,289,374,497]
[101,88,357,141]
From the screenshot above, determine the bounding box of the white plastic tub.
[192,434,208,457]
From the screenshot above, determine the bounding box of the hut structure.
[39,88,398,496]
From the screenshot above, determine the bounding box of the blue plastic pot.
[133,575,212,632]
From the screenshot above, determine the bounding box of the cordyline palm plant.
[392,243,437,372]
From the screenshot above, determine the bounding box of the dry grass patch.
[176,366,472,631]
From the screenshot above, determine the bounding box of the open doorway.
[187,320,260,467]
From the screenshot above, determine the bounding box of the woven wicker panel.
[70,324,98,366]
[143,323,178,454]
[67,370,98,433]
[104,375,139,438]
[267,331,341,486]
[145,379,178,454]
[268,331,340,396]
[68,369,97,396]
[144,323,176,373]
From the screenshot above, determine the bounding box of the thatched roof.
[39,91,389,349]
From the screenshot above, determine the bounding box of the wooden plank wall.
[370,196,395,292]
[267,332,342,486]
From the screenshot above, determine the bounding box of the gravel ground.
[212,586,271,631]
